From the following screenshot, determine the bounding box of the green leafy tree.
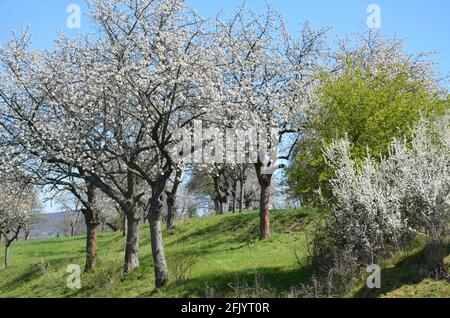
[287,41,448,203]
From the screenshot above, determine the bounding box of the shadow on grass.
[354,241,450,298]
[167,213,258,246]
[0,265,42,290]
[139,264,313,298]
[0,234,126,296]
[165,210,310,251]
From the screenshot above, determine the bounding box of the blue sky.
[1,0,449,212]
[1,0,449,78]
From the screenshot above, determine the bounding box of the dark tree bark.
[122,168,142,275]
[214,197,221,215]
[4,242,10,268]
[105,223,119,232]
[239,178,244,213]
[212,174,229,215]
[81,183,99,272]
[214,196,227,215]
[237,165,248,213]
[2,226,22,269]
[122,211,127,237]
[123,213,140,274]
[166,168,182,230]
[166,196,175,230]
[84,218,98,271]
[83,167,145,274]
[230,181,237,213]
[259,181,271,240]
[245,198,252,210]
[255,163,273,240]
[219,197,227,214]
[148,195,169,288]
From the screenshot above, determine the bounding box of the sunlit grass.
[1,208,448,298]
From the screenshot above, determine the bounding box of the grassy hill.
[0,208,448,298]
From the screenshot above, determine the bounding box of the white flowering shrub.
[320,114,449,266]
[304,115,449,294]
[382,115,450,241]
[323,140,409,264]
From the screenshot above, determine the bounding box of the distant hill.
[30,212,85,239]
[29,212,65,239]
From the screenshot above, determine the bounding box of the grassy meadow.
[0,208,448,298]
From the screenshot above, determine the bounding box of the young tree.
[234,164,250,213]
[0,180,35,268]
[56,193,83,237]
[21,193,43,240]
[186,164,233,215]
[65,208,82,237]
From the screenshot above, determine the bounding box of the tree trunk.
[239,179,244,213]
[259,181,271,240]
[81,183,99,272]
[231,187,237,213]
[245,199,251,210]
[220,195,228,214]
[219,200,224,214]
[166,195,175,230]
[213,176,228,215]
[148,198,169,288]
[123,214,140,274]
[214,198,220,215]
[122,212,127,237]
[84,221,98,272]
[166,167,181,230]
[255,163,273,240]
[4,243,10,268]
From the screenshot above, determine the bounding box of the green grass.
[0,208,448,298]
[0,208,315,298]
[352,238,450,298]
